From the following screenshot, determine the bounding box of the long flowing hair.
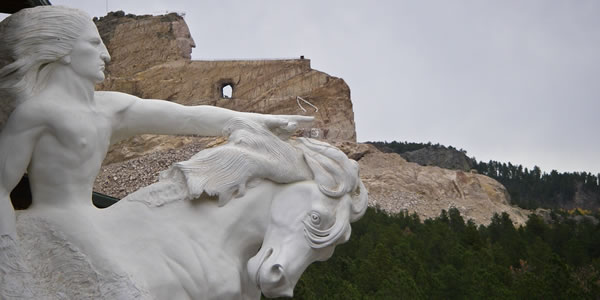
[0,6,91,128]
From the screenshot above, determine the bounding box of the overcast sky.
[2,1,598,175]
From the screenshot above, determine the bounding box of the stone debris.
[95,138,216,199]
[334,142,530,226]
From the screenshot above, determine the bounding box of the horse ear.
[350,180,368,223]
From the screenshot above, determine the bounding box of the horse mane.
[123,118,363,208]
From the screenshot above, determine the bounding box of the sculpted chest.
[45,108,112,159]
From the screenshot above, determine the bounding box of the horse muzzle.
[248,248,295,298]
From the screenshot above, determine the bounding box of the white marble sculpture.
[0,5,367,299]
[11,119,368,299]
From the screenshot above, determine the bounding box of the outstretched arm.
[98,91,313,143]
[0,106,42,239]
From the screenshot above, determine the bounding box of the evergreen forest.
[273,208,600,299]
[473,160,600,210]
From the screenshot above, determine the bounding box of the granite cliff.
[332,143,529,225]
[93,12,529,225]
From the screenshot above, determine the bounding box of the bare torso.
[24,93,117,210]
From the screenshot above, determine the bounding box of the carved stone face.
[66,21,111,83]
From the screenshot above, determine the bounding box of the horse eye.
[309,212,321,225]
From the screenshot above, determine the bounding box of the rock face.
[333,143,530,225]
[400,147,474,171]
[94,11,196,77]
[92,12,529,226]
[93,12,356,164]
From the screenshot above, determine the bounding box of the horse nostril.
[272,264,283,273]
[270,264,284,279]
[262,263,285,284]
[264,264,294,297]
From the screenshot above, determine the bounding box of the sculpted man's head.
[0,6,110,102]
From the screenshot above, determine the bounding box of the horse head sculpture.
[246,138,368,297]
[150,118,368,298]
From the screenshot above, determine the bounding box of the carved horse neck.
[184,179,280,260]
[113,179,280,261]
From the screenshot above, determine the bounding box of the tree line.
[368,141,467,155]
[473,160,600,209]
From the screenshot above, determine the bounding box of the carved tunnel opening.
[221,83,233,99]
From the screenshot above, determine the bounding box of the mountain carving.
[94,11,356,165]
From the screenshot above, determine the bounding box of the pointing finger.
[279,115,314,125]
